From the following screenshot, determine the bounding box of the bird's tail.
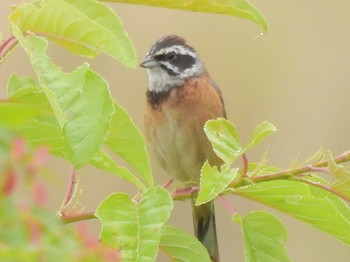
[192,199,219,261]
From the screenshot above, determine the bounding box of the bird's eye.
[165,52,177,61]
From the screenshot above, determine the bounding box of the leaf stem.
[219,196,236,214]
[291,177,350,202]
[0,35,18,61]
[162,178,174,189]
[241,153,248,177]
[62,168,77,207]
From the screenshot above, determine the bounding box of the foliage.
[0,0,349,261]
[0,137,120,261]
[233,211,289,262]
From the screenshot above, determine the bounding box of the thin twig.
[248,151,350,184]
[307,165,332,174]
[172,186,198,200]
[172,151,350,201]
[59,210,96,224]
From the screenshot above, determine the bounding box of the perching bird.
[141,35,226,261]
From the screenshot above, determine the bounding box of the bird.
[140,35,226,262]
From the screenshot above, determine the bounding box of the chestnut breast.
[144,75,225,183]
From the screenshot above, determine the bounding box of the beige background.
[1,0,350,261]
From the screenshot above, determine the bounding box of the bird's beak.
[140,55,157,68]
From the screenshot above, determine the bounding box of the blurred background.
[1,0,350,261]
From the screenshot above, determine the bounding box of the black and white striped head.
[140,35,204,93]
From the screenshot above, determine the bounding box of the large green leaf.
[234,211,289,262]
[90,150,146,191]
[204,118,243,163]
[9,0,136,67]
[105,0,268,32]
[0,77,53,128]
[12,26,115,169]
[3,65,148,190]
[196,162,238,205]
[235,180,350,245]
[95,186,173,261]
[159,225,211,262]
[7,75,38,97]
[20,119,64,155]
[0,102,46,128]
[106,103,153,188]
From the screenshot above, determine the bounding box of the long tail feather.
[192,199,219,261]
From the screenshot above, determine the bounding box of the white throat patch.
[146,67,184,93]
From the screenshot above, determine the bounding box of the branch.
[172,186,198,200]
[248,151,350,184]
[59,210,96,224]
[58,168,97,224]
[171,151,350,201]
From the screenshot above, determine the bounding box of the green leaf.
[106,0,268,32]
[90,150,146,191]
[20,119,64,155]
[235,211,289,262]
[12,26,115,169]
[0,76,53,128]
[196,162,238,205]
[7,76,53,110]
[204,118,243,163]
[235,180,350,245]
[9,0,136,67]
[0,198,104,261]
[95,186,173,261]
[329,156,350,200]
[159,225,211,262]
[298,148,325,167]
[5,76,64,153]
[0,102,46,128]
[247,162,280,177]
[245,121,276,151]
[7,75,38,97]
[0,127,14,159]
[4,73,149,190]
[106,103,153,188]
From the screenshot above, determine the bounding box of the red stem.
[62,168,76,207]
[0,35,18,61]
[219,196,236,214]
[292,177,350,203]
[162,178,174,189]
[242,153,248,177]
[172,186,198,200]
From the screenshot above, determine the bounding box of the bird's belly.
[147,111,206,183]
